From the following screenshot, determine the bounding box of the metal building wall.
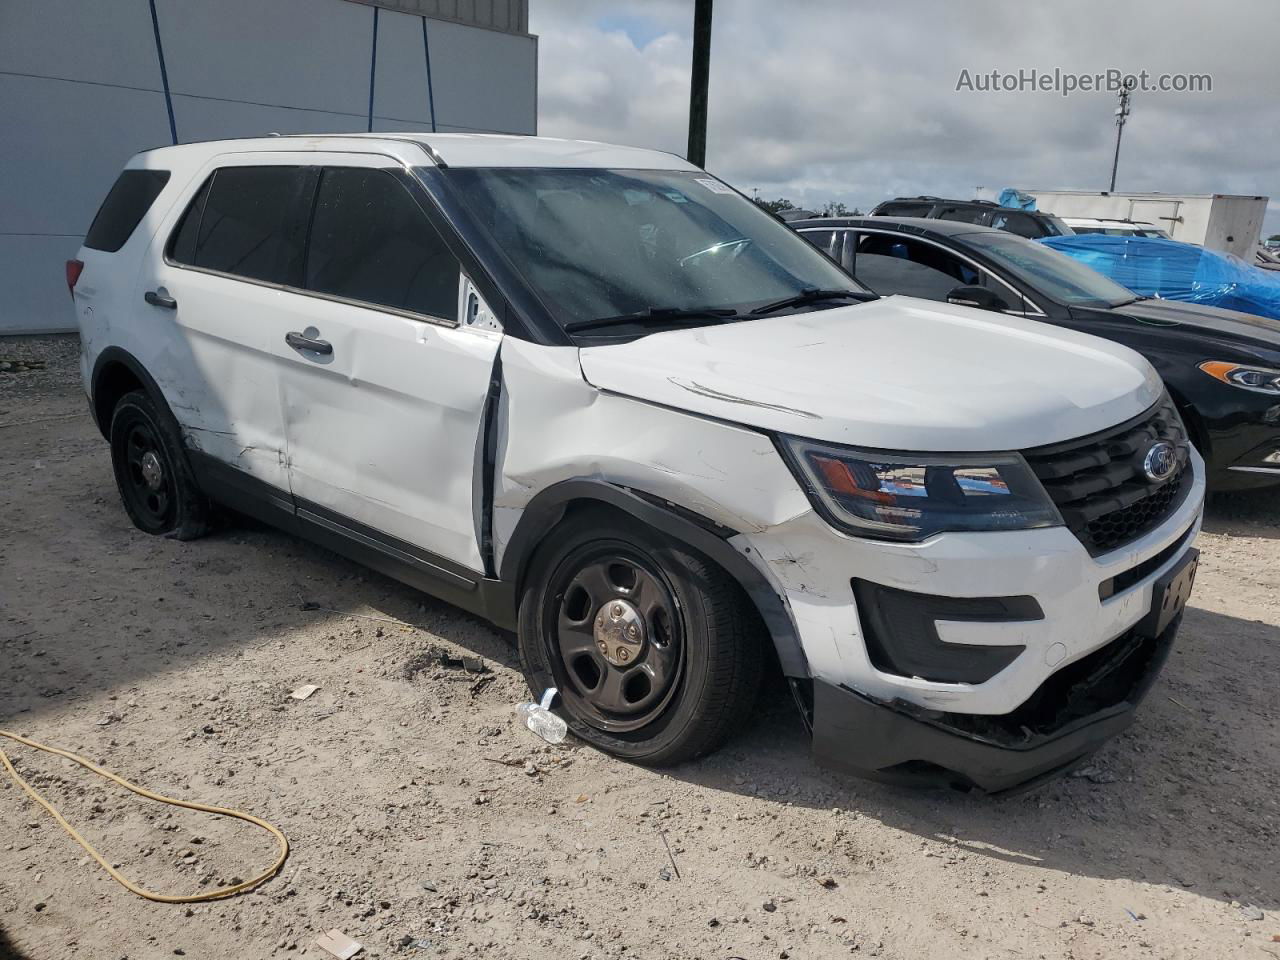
[0,0,537,334]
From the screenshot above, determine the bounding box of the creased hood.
[579,296,1163,452]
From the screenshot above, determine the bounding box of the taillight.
[65,259,84,298]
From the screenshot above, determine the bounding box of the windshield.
[438,167,863,332]
[961,231,1138,307]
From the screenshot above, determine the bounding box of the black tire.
[109,390,210,541]
[517,509,763,766]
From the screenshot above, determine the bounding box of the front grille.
[1023,395,1192,557]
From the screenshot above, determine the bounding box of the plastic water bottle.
[517,688,567,744]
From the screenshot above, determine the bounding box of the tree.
[753,197,796,215]
[818,201,861,217]
[1269,234,1280,243]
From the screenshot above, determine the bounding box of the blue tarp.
[1038,235,1280,322]
[997,188,1037,211]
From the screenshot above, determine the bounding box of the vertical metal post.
[368,6,380,133]
[1109,81,1133,193]
[147,0,177,144]
[687,0,713,169]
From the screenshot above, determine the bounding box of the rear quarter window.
[84,170,171,252]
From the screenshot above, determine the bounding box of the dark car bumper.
[1196,395,1280,489]
[810,615,1181,794]
[1213,433,1280,489]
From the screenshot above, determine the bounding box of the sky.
[528,0,1279,237]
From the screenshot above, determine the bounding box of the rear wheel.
[109,390,210,540]
[517,511,763,765]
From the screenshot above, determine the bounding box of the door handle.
[144,290,177,309]
[285,331,333,355]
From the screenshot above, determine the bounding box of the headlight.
[779,437,1062,541]
[1198,361,1280,394]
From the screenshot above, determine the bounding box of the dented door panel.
[137,261,293,491]
[274,288,500,573]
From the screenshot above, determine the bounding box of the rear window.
[169,166,310,285]
[84,170,171,252]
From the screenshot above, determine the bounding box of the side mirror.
[947,284,1010,312]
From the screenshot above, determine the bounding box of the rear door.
[138,158,313,496]
[274,158,502,573]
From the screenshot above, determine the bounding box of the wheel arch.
[499,478,809,679]
[1166,383,1212,461]
[90,347,169,440]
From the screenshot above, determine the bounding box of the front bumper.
[809,612,1181,793]
[735,446,1205,790]
[1199,392,1280,489]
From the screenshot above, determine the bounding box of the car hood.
[578,296,1163,452]
[1113,297,1280,345]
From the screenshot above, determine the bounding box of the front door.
[272,161,502,573]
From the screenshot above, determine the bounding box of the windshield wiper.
[750,288,873,316]
[565,306,745,334]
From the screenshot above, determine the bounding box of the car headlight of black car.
[779,437,1063,541]
[1198,361,1280,395]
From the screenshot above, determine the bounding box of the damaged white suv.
[71,135,1205,792]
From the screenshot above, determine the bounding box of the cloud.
[531,0,1278,234]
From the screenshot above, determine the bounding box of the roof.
[878,196,999,207]
[790,215,1006,238]
[131,134,698,171]
[1025,190,1268,202]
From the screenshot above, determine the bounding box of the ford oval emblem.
[1143,441,1179,482]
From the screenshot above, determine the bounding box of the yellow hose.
[0,728,288,903]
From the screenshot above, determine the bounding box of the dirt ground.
[1,334,1277,960]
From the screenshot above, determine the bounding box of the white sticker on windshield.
[695,177,735,195]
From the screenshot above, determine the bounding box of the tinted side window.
[191,167,309,284]
[853,234,978,300]
[875,202,934,217]
[936,205,989,225]
[990,212,1047,239]
[84,170,171,252]
[304,168,459,318]
[797,229,837,256]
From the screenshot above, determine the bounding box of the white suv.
[70,135,1205,792]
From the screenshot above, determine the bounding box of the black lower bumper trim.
[811,616,1181,794]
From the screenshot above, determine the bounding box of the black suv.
[870,197,1074,239]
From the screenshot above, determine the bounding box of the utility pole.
[1108,78,1135,193]
[687,0,713,169]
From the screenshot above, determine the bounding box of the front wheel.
[517,511,763,766]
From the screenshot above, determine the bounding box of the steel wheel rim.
[121,420,174,527]
[545,542,685,734]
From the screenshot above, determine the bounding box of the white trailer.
[1024,191,1268,259]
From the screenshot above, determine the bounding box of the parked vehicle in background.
[794,216,1280,490]
[1041,235,1280,326]
[1025,191,1268,259]
[71,135,1204,793]
[869,196,1073,238]
[1063,217,1170,239]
